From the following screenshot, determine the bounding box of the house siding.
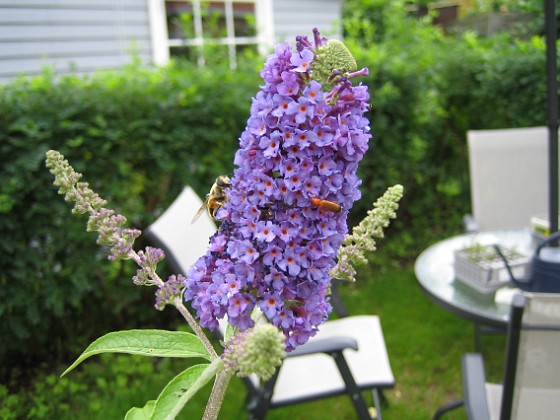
[272,0,342,44]
[0,0,343,82]
[0,0,153,82]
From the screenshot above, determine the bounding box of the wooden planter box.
[454,244,529,293]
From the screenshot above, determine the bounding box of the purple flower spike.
[186,29,371,351]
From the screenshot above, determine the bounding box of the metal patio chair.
[145,186,395,419]
[463,126,549,350]
[434,292,560,419]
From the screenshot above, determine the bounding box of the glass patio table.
[414,228,538,349]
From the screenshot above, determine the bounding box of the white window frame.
[148,0,171,65]
[149,0,274,69]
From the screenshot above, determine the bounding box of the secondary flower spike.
[185,29,372,350]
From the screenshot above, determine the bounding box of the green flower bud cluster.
[311,39,357,88]
[46,150,139,261]
[45,151,174,306]
[45,150,107,214]
[222,324,286,381]
[330,184,404,282]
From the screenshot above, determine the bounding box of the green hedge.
[0,58,261,370]
[344,0,550,253]
[1,7,555,371]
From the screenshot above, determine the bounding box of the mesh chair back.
[511,293,560,419]
[467,127,548,231]
[145,186,217,275]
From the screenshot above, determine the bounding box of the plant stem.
[172,296,219,359]
[202,371,233,420]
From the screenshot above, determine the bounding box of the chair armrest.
[287,336,358,358]
[462,353,490,420]
[463,214,479,233]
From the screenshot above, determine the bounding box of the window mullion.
[224,0,236,70]
[192,0,205,67]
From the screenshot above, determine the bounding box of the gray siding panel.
[0,0,153,81]
[0,24,150,41]
[0,39,151,59]
[0,25,150,41]
[0,8,149,23]
[1,52,151,74]
[272,0,342,43]
[0,0,143,8]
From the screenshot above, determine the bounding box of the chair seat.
[251,315,394,405]
[485,383,560,420]
[485,383,502,420]
[514,388,560,419]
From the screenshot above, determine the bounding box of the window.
[164,0,261,69]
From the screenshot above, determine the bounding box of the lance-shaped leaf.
[61,329,213,377]
[150,358,223,420]
[125,400,156,420]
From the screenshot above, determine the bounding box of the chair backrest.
[501,293,560,419]
[467,127,549,231]
[145,186,217,275]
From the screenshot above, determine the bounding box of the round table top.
[414,228,538,327]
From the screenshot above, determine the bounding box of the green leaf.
[224,322,235,342]
[125,400,156,420]
[61,329,212,377]
[150,358,223,420]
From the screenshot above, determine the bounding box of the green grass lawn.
[3,248,507,419]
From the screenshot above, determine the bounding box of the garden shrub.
[0,57,260,373]
[343,0,551,256]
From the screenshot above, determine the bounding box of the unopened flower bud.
[155,274,186,310]
[312,39,358,87]
[222,324,285,380]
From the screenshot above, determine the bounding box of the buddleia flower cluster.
[186,29,372,350]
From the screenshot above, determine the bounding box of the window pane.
[236,43,258,57]
[201,2,226,38]
[233,2,256,37]
[166,1,195,40]
[165,1,258,64]
[170,46,198,60]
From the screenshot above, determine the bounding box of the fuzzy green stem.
[202,371,233,420]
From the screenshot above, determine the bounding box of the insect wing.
[320,200,342,213]
[191,198,209,224]
[309,197,342,213]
